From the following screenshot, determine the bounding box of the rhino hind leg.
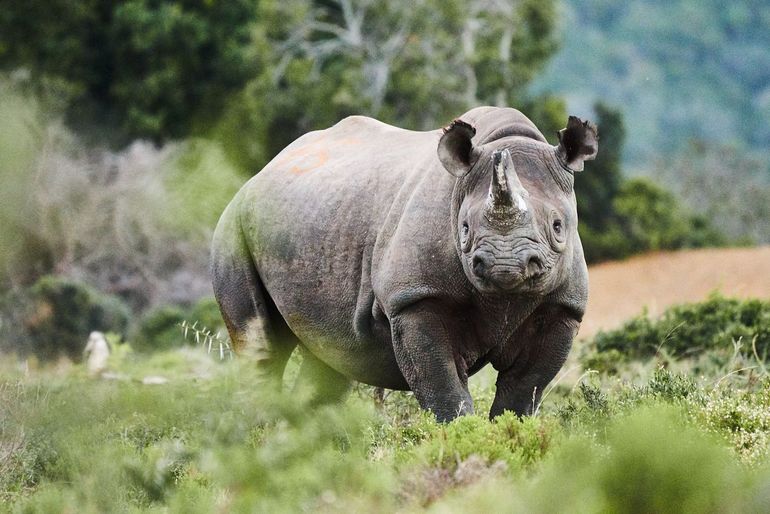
[211,230,297,389]
[293,348,351,404]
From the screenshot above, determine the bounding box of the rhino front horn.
[486,149,528,225]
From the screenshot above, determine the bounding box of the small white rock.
[83,331,110,376]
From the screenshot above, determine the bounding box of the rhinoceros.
[211,106,597,421]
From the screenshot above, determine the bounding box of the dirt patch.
[580,246,770,339]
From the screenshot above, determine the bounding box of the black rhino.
[211,107,597,421]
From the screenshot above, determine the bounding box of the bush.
[0,86,242,311]
[418,413,555,471]
[131,306,187,353]
[0,275,129,361]
[131,297,226,353]
[588,295,770,362]
[614,178,724,253]
[186,297,226,338]
[580,177,725,263]
[526,407,752,513]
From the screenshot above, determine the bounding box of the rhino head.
[438,116,597,295]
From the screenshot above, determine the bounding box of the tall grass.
[2,336,770,512]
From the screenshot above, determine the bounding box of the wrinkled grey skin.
[211,107,597,421]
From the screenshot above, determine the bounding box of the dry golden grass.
[580,246,770,338]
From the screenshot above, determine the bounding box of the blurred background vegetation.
[0,0,767,360]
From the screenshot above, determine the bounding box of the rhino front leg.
[490,305,579,418]
[390,300,473,422]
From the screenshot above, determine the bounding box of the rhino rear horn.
[557,116,598,172]
[438,119,477,177]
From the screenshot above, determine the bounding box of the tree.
[217,0,562,171]
[576,101,625,231]
[0,0,259,142]
[653,142,770,245]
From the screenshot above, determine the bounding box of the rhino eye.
[552,219,563,234]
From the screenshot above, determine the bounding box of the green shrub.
[5,344,770,511]
[131,297,227,353]
[528,406,752,513]
[187,297,226,338]
[646,367,700,402]
[413,413,556,471]
[426,405,765,513]
[580,178,726,263]
[0,275,129,361]
[131,306,187,353]
[589,295,770,362]
[581,348,624,375]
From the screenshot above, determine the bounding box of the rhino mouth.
[469,248,551,292]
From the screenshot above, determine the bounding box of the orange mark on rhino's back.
[273,137,362,174]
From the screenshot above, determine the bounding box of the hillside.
[581,246,770,337]
[532,0,770,167]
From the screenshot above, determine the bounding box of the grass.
[3,316,770,512]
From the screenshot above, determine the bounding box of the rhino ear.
[557,116,598,171]
[438,119,477,177]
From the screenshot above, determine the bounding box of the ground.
[581,246,770,337]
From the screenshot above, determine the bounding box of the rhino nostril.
[525,254,544,276]
[472,254,491,277]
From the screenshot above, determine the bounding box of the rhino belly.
[263,266,408,389]
[248,212,408,389]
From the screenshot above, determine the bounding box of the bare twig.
[751,335,767,376]
[534,364,582,416]
[570,370,599,395]
[179,320,233,360]
[714,366,759,387]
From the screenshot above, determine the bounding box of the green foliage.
[614,178,721,252]
[589,295,770,362]
[576,101,624,232]
[131,297,227,353]
[162,140,244,236]
[124,439,194,502]
[582,176,725,262]
[582,348,624,375]
[132,306,188,353]
[0,83,52,287]
[527,407,752,514]
[187,297,226,336]
[0,275,129,361]
[0,0,259,142]
[217,0,561,171]
[698,382,770,462]
[4,344,770,512]
[577,381,610,414]
[414,413,555,471]
[645,367,700,402]
[0,0,562,164]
